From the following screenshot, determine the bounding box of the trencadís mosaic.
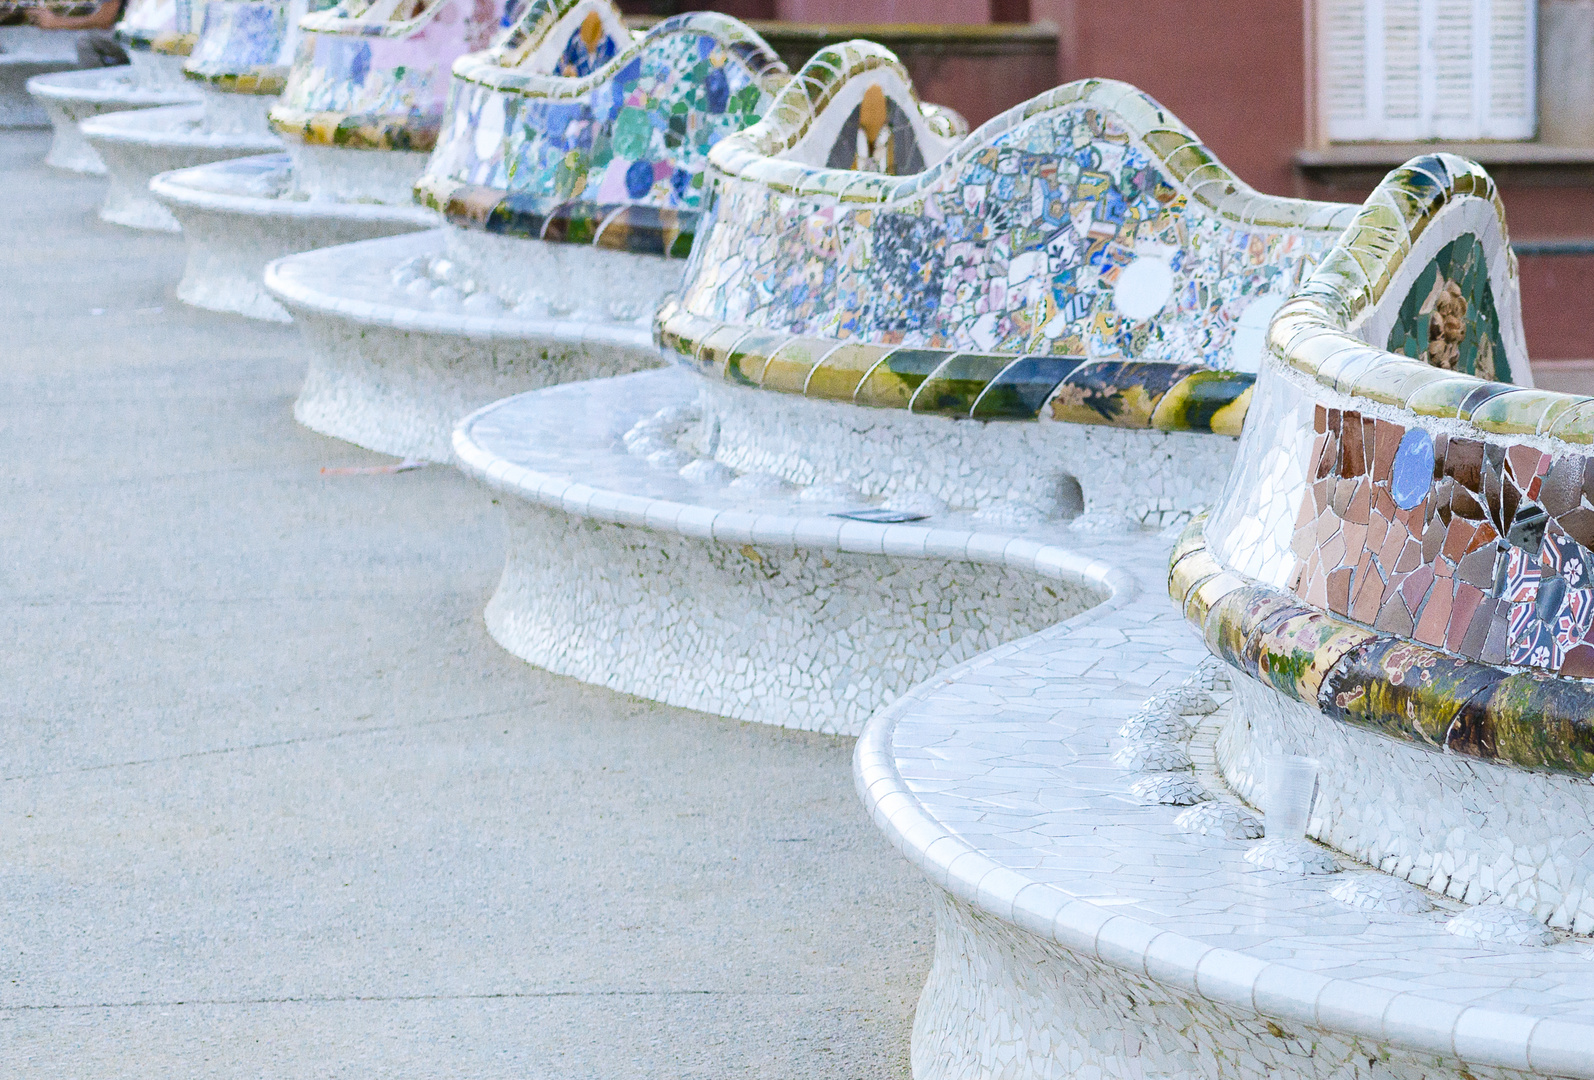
[663,63,1358,433]
[1385,232,1510,382]
[1183,152,1594,776]
[270,0,526,151]
[145,0,206,56]
[114,0,179,52]
[1174,521,1594,778]
[413,0,788,258]
[185,0,336,95]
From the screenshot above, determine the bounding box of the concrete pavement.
[0,130,933,1078]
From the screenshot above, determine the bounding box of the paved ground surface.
[0,130,933,1078]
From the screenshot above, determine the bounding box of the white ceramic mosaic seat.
[79,0,306,230]
[148,0,520,319]
[454,60,1358,734]
[0,11,97,127]
[858,155,1594,1080]
[262,0,788,460]
[26,0,199,174]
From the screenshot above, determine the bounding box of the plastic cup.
[1263,755,1319,840]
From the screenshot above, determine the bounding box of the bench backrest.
[660,58,1359,434]
[413,0,788,257]
[269,0,523,150]
[1185,154,1594,776]
[184,0,332,93]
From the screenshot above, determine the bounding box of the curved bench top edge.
[450,385,1134,592]
[708,73,1353,234]
[450,7,788,98]
[854,567,1594,1077]
[1272,152,1594,446]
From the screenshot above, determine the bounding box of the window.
[1317,0,1536,141]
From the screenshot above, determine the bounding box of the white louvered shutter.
[1318,0,1537,141]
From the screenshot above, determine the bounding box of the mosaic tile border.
[299,0,467,39]
[266,105,437,152]
[662,70,1359,432]
[656,299,1258,432]
[1172,519,1594,778]
[147,31,199,56]
[458,1,784,95]
[440,190,697,257]
[709,71,1349,226]
[142,0,206,56]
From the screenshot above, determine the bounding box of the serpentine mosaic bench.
[79,0,311,230]
[454,63,1361,733]
[27,0,200,173]
[149,0,521,320]
[857,155,1594,1080]
[263,0,788,460]
[0,17,96,127]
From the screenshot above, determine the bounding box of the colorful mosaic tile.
[1385,232,1510,383]
[1184,150,1594,778]
[1220,153,1594,681]
[413,0,788,256]
[661,65,1357,432]
[1173,524,1594,777]
[185,0,337,94]
[549,7,613,76]
[147,0,207,55]
[1280,403,1594,678]
[114,0,178,51]
[823,89,928,175]
[1270,153,1536,406]
[270,0,525,151]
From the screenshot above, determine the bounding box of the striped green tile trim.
[652,301,1252,433]
[1172,518,1594,778]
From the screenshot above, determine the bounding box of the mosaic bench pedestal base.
[150,152,436,322]
[0,27,90,128]
[855,529,1594,1080]
[1219,646,1594,937]
[27,63,197,174]
[79,95,280,231]
[452,366,1111,735]
[264,229,670,462]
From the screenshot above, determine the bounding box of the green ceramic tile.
[853,349,952,410]
[804,342,893,401]
[757,336,834,393]
[910,354,1013,417]
[724,328,790,387]
[1405,376,1491,418]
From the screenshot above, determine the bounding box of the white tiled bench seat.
[265,230,661,462]
[452,366,1115,735]
[265,0,789,461]
[0,26,91,128]
[855,531,1594,1080]
[26,63,196,173]
[79,98,280,231]
[152,153,435,321]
